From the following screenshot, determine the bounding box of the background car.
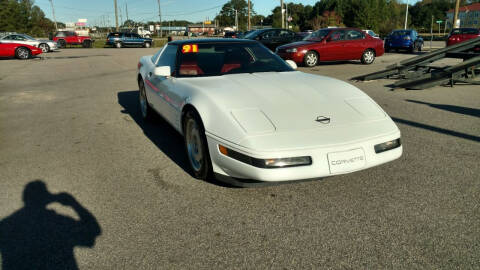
[52,31,93,48]
[243,28,303,51]
[363,29,380,39]
[276,28,384,67]
[384,29,423,53]
[0,33,57,53]
[446,28,480,47]
[0,42,42,59]
[224,31,242,38]
[106,32,153,48]
[136,39,402,186]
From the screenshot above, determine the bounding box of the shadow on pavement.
[406,99,480,118]
[117,90,236,188]
[0,180,101,270]
[392,117,480,143]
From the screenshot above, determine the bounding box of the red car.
[446,28,480,47]
[276,28,384,67]
[0,42,42,59]
[52,31,93,48]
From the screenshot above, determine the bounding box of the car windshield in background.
[304,29,330,41]
[177,42,293,77]
[23,34,36,40]
[391,31,411,36]
[244,30,262,39]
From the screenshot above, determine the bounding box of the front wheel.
[39,43,50,53]
[183,110,212,180]
[361,49,375,65]
[115,42,122,48]
[303,51,318,67]
[144,42,151,48]
[15,47,31,59]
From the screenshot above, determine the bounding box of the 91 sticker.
[182,44,198,53]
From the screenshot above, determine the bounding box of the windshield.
[244,30,262,39]
[304,29,330,41]
[176,42,293,77]
[22,34,36,40]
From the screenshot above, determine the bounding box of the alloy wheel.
[185,118,203,172]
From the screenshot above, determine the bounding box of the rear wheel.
[144,42,151,48]
[303,51,318,67]
[138,79,155,121]
[361,49,375,65]
[15,47,31,59]
[58,39,66,48]
[39,43,50,53]
[82,40,91,48]
[183,110,212,180]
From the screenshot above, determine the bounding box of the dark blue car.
[106,32,153,48]
[384,30,423,53]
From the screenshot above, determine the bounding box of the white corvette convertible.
[137,39,402,186]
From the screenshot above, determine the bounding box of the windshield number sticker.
[182,44,198,53]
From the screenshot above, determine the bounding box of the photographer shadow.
[0,180,101,270]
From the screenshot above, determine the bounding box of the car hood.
[278,40,316,49]
[180,72,398,149]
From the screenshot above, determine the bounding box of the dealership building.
[446,3,480,28]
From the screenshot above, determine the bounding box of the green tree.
[215,0,251,30]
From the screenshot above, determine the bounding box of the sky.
[34,0,418,27]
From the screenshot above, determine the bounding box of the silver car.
[0,34,58,53]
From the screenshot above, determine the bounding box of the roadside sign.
[436,20,443,23]
[149,25,154,32]
[204,21,211,25]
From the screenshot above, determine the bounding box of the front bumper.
[276,50,306,64]
[206,131,402,185]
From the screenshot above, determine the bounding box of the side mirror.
[153,66,171,77]
[286,60,297,70]
[255,36,261,41]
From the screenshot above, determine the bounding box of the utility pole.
[235,9,238,31]
[157,0,162,37]
[281,0,284,28]
[119,6,123,28]
[114,0,119,31]
[126,2,129,22]
[285,2,288,29]
[430,15,433,50]
[453,0,461,28]
[48,0,58,30]
[404,0,409,30]
[248,0,251,31]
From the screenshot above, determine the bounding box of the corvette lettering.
[331,156,364,165]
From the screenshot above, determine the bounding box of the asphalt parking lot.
[0,47,479,269]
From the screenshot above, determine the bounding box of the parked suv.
[447,28,480,47]
[106,32,153,48]
[52,31,93,48]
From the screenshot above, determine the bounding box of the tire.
[385,47,390,53]
[144,42,151,48]
[15,47,31,59]
[361,49,375,65]
[39,43,50,53]
[115,42,122,48]
[303,51,318,67]
[138,79,155,121]
[58,39,66,48]
[82,40,91,48]
[418,43,423,52]
[183,109,212,180]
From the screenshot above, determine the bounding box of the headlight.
[404,36,411,40]
[374,139,401,153]
[286,48,298,53]
[219,145,312,168]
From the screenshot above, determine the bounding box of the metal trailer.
[352,36,480,90]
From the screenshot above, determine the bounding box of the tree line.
[216,0,480,35]
[0,0,59,36]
